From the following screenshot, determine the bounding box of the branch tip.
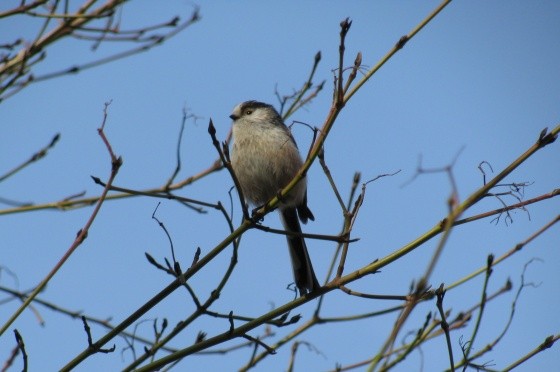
[314,51,321,63]
[208,119,216,136]
[538,126,557,146]
[396,35,409,50]
[539,335,554,350]
[354,51,362,67]
[340,18,352,34]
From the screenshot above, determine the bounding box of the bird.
[230,100,320,296]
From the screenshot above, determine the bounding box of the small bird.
[230,100,320,296]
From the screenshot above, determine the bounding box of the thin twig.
[0,133,60,183]
[501,334,558,371]
[13,329,27,372]
[436,285,455,372]
[0,102,122,336]
[463,255,493,360]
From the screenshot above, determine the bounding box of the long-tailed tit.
[230,100,320,296]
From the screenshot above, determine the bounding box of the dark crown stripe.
[240,100,273,111]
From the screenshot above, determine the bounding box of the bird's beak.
[229,114,237,120]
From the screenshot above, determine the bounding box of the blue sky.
[1,1,559,371]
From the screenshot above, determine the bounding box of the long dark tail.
[279,208,320,296]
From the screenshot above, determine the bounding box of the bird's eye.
[245,109,253,115]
